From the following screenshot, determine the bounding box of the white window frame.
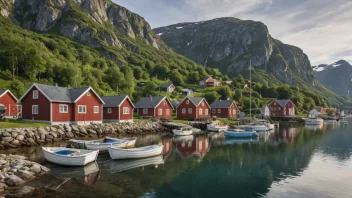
[123,107,130,114]
[143,108,148,114]
[201,101,205,106]
[218,109,221,113]
[188,108,192,114]
[33,90,38,99]
[186,100,189,105]
[199,109,203,115]
[32,105,38,115]
[78,105,86,114]
[205,109,208,115]
[233,109,236,115]
[158,108,162,116]
[212,109,216,114]
[59,104,68,113]
[107,108,112,114]
[182,108,186,114]
[93,106,99,114]
[166,109,170,115]
[87,91,91,96]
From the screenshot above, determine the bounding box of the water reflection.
[7,119,352,198]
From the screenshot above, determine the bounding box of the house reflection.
[268,128,297,146]
[175,136,211,160]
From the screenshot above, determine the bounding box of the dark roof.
[135,96,166,108]
[102,96,130,107]
[188,97,205,106]
[210,100,235,108]
[159,83,173,89]
[274,99,291,107]
[0,90,7,96]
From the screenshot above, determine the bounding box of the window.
[78,105,86,114]
[107,108,112,114]
[205,109,208,115]
[143,108,148,114]
[278,107,281,110]
[218,109,221,113]
[212,109,216,114]
[166,109,170,115]
[59,104,68,113]
[87,91,91,96]
[233,110,236,115]
[182,108,186,114]
[274,102,276,105]
[32,105,38,114]
[123,107,129,114]
[188,108,192,114]
[163,101,166,106]
[199,109,203,115]
[201,101,205,106]
[94,106,99,114]
[274,107,276,111]
[186,100,189,105]
[158,109,162,115]
[33,90,38,99]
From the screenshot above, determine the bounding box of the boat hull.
[207,125,229,132]
[83,137,136,152]
[305,118,324,125]
[42,147,99,166]
[224,131,259,138]
[108,145,163,160]
[172,129,193,136]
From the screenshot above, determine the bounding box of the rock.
[44,126,50,132]
[50,127,57,132]
[88,129,97,135]
[37,127,48,135]
[8,155,26,161]
[10,140,20,145]
[7,186,36,197]
[40,133,45,140]
[0,182,7,191]
[66,131,74,138]
[26,138,38,146]
[1,142,16,148]
[78,126,88,135]
[49,132,58,138]
[11,132,18,138]
[57,129,65,135]
[71,125,79,132]
[64,124,72,132]
[0,160,7,165]
[29,164,41,174]
[6,175,25,186]
[15,170,34,180]
[0,154,6,158]
[2,137,13,142]
[1,132,11,137]
[45,134,54,139]
[16,135,24,141]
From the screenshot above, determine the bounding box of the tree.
[120,66,135,96]
[133,67,144,80]
[187,71,200,84]
[105,66,125,93]
[143,81,159,96]
[170,70,184,85]
[9,80,25,98]
[153,64,169,78]
[203,91,220,104]
[216,86,232,100]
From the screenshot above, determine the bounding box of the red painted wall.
[196,99,211,119]
[212,103,238,118]
[137,108,155,117]
[176,98,197,120]
[269,100,295,117]
[119,98,134,120]
[52,102,74,122]
[155,98,173,119]
[0,92,18,117]
[74,91,103,122]
[103,107,119,120]
[21,87,50,121]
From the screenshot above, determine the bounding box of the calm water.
[6,120,352,198]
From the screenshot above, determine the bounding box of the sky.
[113,0,352,66]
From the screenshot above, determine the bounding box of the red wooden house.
[176,96,211,120]
[199,76,222,88]
[19,83,105,125]
[102,95,135,123]
[0,89,20,118]
[210,100,238,118]
[268,99,296,117]
[135,96,173,119]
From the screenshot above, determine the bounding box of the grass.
[0,119,50,129]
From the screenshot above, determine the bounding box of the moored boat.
[207,124,229,132]
[224,128,259,138]
[172,127,193,136]
[42,147,99,166]
[305,117,324,125]
[108,145,163,160]
[79,137,137,152]
[238,124,268,132]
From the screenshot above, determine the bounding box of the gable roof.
[200,76,212,82]
[179,96,210,108]
[135,96,173,109]
[270,99,296,109]
[159,83,173,89]
[19,84,104,104]
[102,95,135,108]
[0,89,19,102]
[210,100,237,108]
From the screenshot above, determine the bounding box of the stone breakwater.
[0,154,49,193]
[0,122,168,149]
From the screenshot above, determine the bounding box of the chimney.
[149,95,152,100]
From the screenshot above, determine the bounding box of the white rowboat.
[42,147,99,166]
[172,127,193,136]
[207,124,229,132]
[108,145,163,160]
[84,137,136,152]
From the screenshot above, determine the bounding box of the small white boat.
[84,137,137,152]
[207,124,229,132]
[108,145,163,160]
[342,118,348,125]
[42,147,99,166]
[192,128,202,133]
[305,117,324,125]
[172,127,193,136]
[224,129,259,138]
[238,124,268,132]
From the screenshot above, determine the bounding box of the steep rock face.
[314,60,352,97]
[154,17,315,85]
[4,0,165,50]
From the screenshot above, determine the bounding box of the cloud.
[113,0,352,65]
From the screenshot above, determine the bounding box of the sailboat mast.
[250,59,252,119]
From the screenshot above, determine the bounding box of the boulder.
[44,126,51,132]
[88,129,97,135]
[5,175,25,186]
[40,134,45,140]
[57,129,65,135]
[15,170,34,180]
[66,131,74,138]
[29,164,41,174]
[0,160,7,165]
[26,138,38,146]
[64,124,72,132]
[16,135,24,141]
[7,186,37,197]
[50,127,58,132]
[2,137,14,142]
[78,126,88,135]
[45,134,54,139]
[0,182,7,192]
[10,140,20,145]
[37,127,48,135]
[2,132,11,137]
[11,132,18,138]
[49,132,58,138]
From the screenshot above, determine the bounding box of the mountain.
[0,0,220,98]
[153,17,349,107]
[314,60,352,97]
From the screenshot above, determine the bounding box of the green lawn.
[0,119,50,129]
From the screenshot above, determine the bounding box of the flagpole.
[250,59,252,119]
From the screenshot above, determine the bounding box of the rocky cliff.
[1,0,167,51]
[314,60,352,97]
[154,17,315,85]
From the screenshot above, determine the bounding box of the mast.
[250,59,252,119]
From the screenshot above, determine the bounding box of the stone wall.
[0,122,168,149]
